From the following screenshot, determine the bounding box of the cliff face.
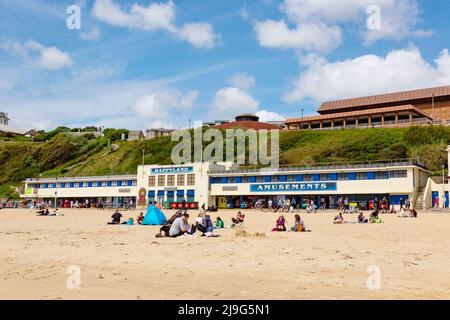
[1,126,449,199]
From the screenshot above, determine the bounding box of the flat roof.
[318,85,450,114]
[25,174,137,183]
[286,104,433,124]
[210,159,429,175]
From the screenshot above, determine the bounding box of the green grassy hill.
[1,126,449,199]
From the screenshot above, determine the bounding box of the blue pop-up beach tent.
[142,205,167,225]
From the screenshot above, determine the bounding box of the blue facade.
[34,179,137,189]
[211,170,407,184]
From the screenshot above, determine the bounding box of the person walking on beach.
[409,197,414,210]
[344,197,349,213]
[399,198,404,210]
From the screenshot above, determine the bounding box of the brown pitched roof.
[285,105,432,124]
[215,121,279,130]
[318,85,450,114]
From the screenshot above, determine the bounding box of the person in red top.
[231,211,245,226]
[137,212,145,225]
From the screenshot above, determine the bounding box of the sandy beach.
[1,208,450,300]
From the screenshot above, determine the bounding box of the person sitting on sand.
[290,214,309,232]
[357,212,368,224]
[410,208,418,218]
[333,213,345,224]
[369,209,383,223]
[231,211,245,227]
[108,210,123,225]
[214,217,225,229]
[36,207,50,216]
[272,214,287,231]
[169,213,196,237]
[137,212,144,225]
[197,214,218,237]
[390,205,397,214]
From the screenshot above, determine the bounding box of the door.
[432,191,439,208]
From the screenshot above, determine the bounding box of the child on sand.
[272,214,286,231]
[137,212,144,225]
[214,217,225,229]
[333,213,345,224]
[290,214,310,232]
[357,212,368,223]
[231,211,245,227]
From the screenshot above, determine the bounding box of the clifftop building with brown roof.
[286,85,450,130]
[215,114,280,131]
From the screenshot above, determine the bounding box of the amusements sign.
[250,182,337,193]
[150,166,194,174]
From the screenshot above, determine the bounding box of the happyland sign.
[150,166,194,175]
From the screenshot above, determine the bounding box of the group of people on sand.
[333,206,417,225]
[271,214,311,232]
[35,205,63,216]
[157,211,227,238]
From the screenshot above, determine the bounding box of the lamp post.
[54,177,58,209]
[442,164,446,209]
[301,108,304,119]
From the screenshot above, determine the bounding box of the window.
[374,171,389,179]
[187,174,195,186]
[337,173,348,181]
[102,181,107,187]
[241,176,250,183]
[390,170,407,178]
[271,175,280,182]
[148,176,156,187]
[287,175,296,182]
[256,176,265,183]
[355,172,366,180]
[319,174,331,181]
[228,177,236,183]
[177,175,185,186]
[111,181,117,187]
[167,175,175,186]
[158,175,165,187]
[303,174,313,182]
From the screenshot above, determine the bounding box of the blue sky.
[1,0,450,130]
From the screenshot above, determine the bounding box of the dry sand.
[1,208,450,300]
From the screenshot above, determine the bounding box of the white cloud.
[210,87,259,119]
[283,47,450,103]
[178,23,219,49]
[239,5,250,21]
[256,110,285,122]
[80,26,101,41]
[280,0,430,44]
[133,90,199,120]
[92,0,219,48]
[38,46,73,70]
[254,0,430,52]
[228,73,256,90]
[0,40,29,56]
[1,40,72,70]
[254,19,341,52]
[180,90,199,108]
